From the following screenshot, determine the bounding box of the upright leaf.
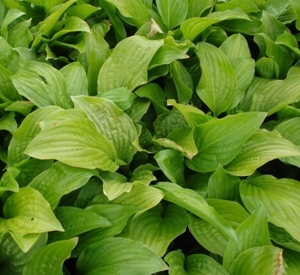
[76,237,168,274]
[195,42,237,116]
[240,175,300,243]
[186,112,266,173]
[98,36,163,94]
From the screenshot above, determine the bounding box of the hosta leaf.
[0,167,19,193]
[76,237,168,274]
[130,204,189,256]
[156,0,188,30]
[186,112,266,173]
[60,62,88,96]
[207,165,240,200]
[98,35,163,94]
[284,249,300,274]
[66,3,100,19]
[11,61,72,109]
[48,207,111,242]
[229,246,285,275]
[240,175,300,243]
[195,42,237,116]
[250,74,300,116]
[0,8,25,40]
[156,182,237,243]
[23,238,78,275]
[72,95,138,164]
[154,149,185,186]
[187,0,215,18]
[215,0,259,13]
[0,232,47,275]
[0,187,63,235]
[226,130,300,176]
[189,200,249,256]
[289,0,300,30]
[0,64,21,102]
[223,204,270,269]
[73,204,138,257]
[165,250,229,275]
[0,112,17,134]
[29,162,97,209]
[24,116,118,171]
[106,0,150,27]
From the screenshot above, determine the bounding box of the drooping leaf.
[195,42,237,116]
[129,204,189,256]
[98,35,163,94]
[289,0,300,30]
[76,237,168,274]
[0,187,64,236]
[186,112,266,173]
[23,238,78,275]
[72,95,138,164]
[28,162,97,209]
[240,175,300,243]
[165,250,230,275]
[284,249,300,274]
[226,129,300,176]
[155,182,237,243]
[24,116,118,172]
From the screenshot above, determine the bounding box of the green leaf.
[106,0,150,27]
[23,238,78,275]
[130,204,189,256]
[0,112,17,134]
[207,165,240,200]
[195,42,237,116]
[215,0,259,13]
[189,200,249,256]
[5,101,34,116]
[11,61,72,109]
[229,246,285,275]
[24,116,118,172]
[156,182,237,243]
[77,237,168,274]
[156,0,188,30]
[0,8,25,40]
[187,0,215,18]
[73,204,137,257]
[72,95,138,164]
[66,3,100,19]
[284,249,300,274]
[0,167,19,193]
[98,36,163,94]
[60,62,88,96]
[28,162,97,209]
[165,250,230,275]
[0,187,64,235]
[240,175,300,243]
[48,207,111,242]
[101,87,136,110]
[0,232,47,274]
[289,0,300,30]
[275,117,300,167]
[226,130,300,176]
[155,149,185,186]
[223,204,271,269]
[186,112,266,173]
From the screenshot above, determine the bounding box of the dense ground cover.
[1,0,300,274]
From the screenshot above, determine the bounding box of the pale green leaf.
[0,63,21,102]
[215,0,259,13]
[229,246,285,275]
[106,0,150,27]
[186,112,266,173]
[189,200,249,256]
[240,175,300,243]
[226,130,300,176]
[48,207,111,242]
[66,3,100,19]
[23,238,78,275]
[5,101,34,116]
[223,204,271,269]
[130,204,189,256]
[24,116,118,172]
[165,250,230,275]
[28,162,97,209]
[156,0,188,30]
[11,61,72,109]
[7,18,32,48]
[76,237,168,274]
[156,182,237,243]
[60,62,88,96]
[0,187,64,235]
[0,8,24,39]
[154,150,185,186]
[0,112,17,134]
[195,42,237,116]
[187,0,215,18]
[98,36,163,94]
[72,95,138,164]
[0,167,19,193]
